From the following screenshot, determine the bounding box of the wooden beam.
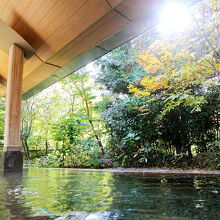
[0,18,35,59]
[4,44,24,152]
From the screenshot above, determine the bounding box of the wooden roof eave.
[0,0,200,99]
[22,11,157,100]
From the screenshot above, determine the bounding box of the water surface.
[0,168,219,219]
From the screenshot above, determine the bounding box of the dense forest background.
[0,0,219,169]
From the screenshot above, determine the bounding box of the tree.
[61,72,105,155]
[95,42,146,95]
[21,98,37,159]
[128,0,219,155]
[52,115,85,167]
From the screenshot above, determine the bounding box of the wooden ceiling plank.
[99,14,156,51]
[0,0,9,15]
[0,0,31,28]
[0,52,43,82]
[11,0,59,43]
[115,0,160,21]
[47,11,129,67]
[35,0,111,61]
[22,64,59,92]
[23,55,43,79]
[25,0,87,50]
[106,0,124,8]
[22,47,107,100]
[0,86,7,97]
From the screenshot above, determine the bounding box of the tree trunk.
[186,144,192,159]
[88,119,105,155]
[176,145,181,155]
[24,137,30,160]
[45,140,48,156]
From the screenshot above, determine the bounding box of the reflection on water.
[0,168,219,219]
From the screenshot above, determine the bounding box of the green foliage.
[100,83,219,167]
[100,96,162,167]
[95,42,145,95]
[93,0,219,168]
[26,154,61,168]
[204,141,220,170]
[205,152,220,170]
[10,0,220,170]
[52,115,84,144]
[51,114,98,167]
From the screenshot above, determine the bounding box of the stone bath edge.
[24,167,220,176]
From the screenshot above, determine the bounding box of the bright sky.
[53,1,195,101]
[157,1,192,34]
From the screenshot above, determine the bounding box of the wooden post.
[0,44,24,171]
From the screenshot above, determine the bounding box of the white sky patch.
[85,62,97,77]
[157,2,192,34]
[85,61,108,102]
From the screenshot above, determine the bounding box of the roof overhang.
[0,0,199,100]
